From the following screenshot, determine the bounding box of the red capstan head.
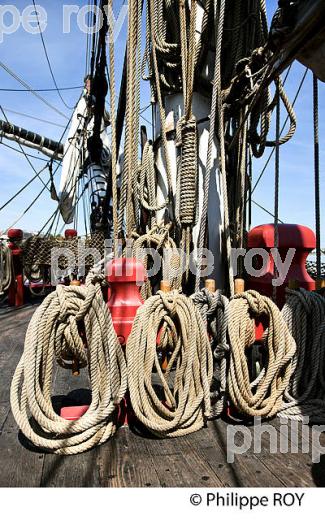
[7,228,23,242]
[65,229,78,239]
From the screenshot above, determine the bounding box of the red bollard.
[7,228,24,307]
[106,258,147,346]
[247,224,316,308]
[65,229,78,239]
[107,258,147,426]
[60,258,147,426]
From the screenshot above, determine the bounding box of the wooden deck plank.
[148,451,222,487]
[40,449,101,488]
[0,403,10,433]
[0,432,44,487]
[201,420,284,487]
[0,304,323,488]
[98,428,161,487]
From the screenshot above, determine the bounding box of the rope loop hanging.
[227,290,296,418]
[126,289,213,437]
[10,271,127,455]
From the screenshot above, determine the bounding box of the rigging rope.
[132,224,181,299]
[10,271,127,455]
[313,74,322,281]
[126,289,213,437]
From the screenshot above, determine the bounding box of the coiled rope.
[279,288,325,422]
[0,240,13,295]
[126,290,213,437]
[192,287,230,417]
[227,290,296,418]
[10,272,127,455]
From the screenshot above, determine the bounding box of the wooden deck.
[1,305,325,488]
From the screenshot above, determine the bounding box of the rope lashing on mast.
[278,288,325,422]
[10,272,127,455]
[176,116,198,280]
[0,241,13,295]
[191,288,230,417]
[176,0,198,268]
[227,290,296,418]
[126,290,213,437]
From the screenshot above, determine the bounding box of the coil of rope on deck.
[279,287,325,422]
[126,288,213,437]
[0,240,13,295]
[10,271,127,455]
[227,290,296,419]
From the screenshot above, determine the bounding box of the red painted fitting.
[7,228,24,307]
[60,405,89,421]
[7,228,23,241]
[65,229,78,239]
[247,224,316,308]
[106,258,147,345]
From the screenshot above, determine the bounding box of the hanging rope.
[227,290,296,418]
[191,287,230,417]
[126,290,213,437]
[273,80,281,301]
[0,240,13,295]
[10,272,127,455]
[108,0,118,242]
[136,141,166,228]
[313,73,322,281]
[118,0,143,236]
[131,224,181,299]
[278,288,325,422]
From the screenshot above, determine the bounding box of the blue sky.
[0,1,323,245]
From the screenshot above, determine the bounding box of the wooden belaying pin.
[71,359,80,377]
[205,279,216,293]
[288,279,299,290]
[316,279,325,291]
[234,278,245,294]
[160,280,171,293]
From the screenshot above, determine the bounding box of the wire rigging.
[31,0,75,111]
[0,86,83,92]
[0,105,50,192]
[1,108,66,129]
[0,60,69,120]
